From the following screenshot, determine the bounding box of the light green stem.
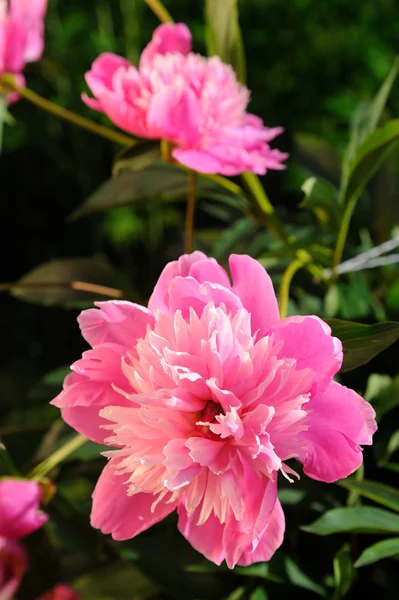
[29,434,87,481]
[0,95,6,152]
[144,0,173,23]
[278,251,311,318]
[331,195,358,274]
[0,74,135,147]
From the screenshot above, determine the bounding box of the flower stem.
[278,251,311,318]
[331,195,358,275]
[144,0,174,23]
[0,280,125,298]
[0,440,19,476]
[0,74,135,147]
[29,434,87,481]
[184,170,197,254]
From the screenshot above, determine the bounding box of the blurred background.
[1,1,399,598]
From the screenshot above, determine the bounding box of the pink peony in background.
[52,252,377,567]
[0,0,47,101]
[37,584,80,600]
[82,23,288,176]
[0,479,47,599]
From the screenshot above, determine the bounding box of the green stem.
[278,251,311,318]
[0,441,19,476]
[331,195,358,274]
[29,434,87,481]
[144,0,173,23]
[0,280,125,298]
[0,95,6,152]
[184,170,197,254]
[0,74,135,147]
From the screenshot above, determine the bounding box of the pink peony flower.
[82,23,287,176]
[0,0,47,100]
[37,584,80,600]
[0,537,27,600]
[52,252,376,568]
[0,479,48,541]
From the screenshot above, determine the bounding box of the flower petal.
[299,381,377,483]
[140,23,192,68]
[237,499,285,566]
[229,254,279,334]
[91,459,177,540]
[0,479,47,540]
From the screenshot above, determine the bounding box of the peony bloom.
[52,253,376,568]
[0,538,27,600]
[82,23,287,176]
[37,584,80,600]
[0,0,47,101]
[0,479,48,541]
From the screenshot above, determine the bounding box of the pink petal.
[77,301,154,349]
[0,538,27,600]
[229,255,279,334]
[36,584,80,600]
[237,499,285,566]
[269,315,343,394]
[9,0,47,64]
[167,277,242,319]
[91,459,177,540]
[147,86,200,147]
[299,381,377,483]
[0,479,47,540]
[51,345,133,443]
[172,148,224,174]
[140,23,191,69]
[177,507,225,566]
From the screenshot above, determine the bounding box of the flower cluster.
[83,23,287,176]
[53,252,377,567]
[0,0,47,101]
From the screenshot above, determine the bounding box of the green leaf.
[325,319,399,372]
[9,256,135,308]
[366,56,399,134]
[112,140,161,176]
[250,588,268,600]
[340,119,399,206]
[300,177,340,232]
[365,373,399,420]
[205,0,246,83]
[355,537,399,567]
[333,544,354,599]
[73,563,159,600]
[302,506,399,535]
[70,163,248,220]
[338,480,399,513]
[226,588,246,600]
[284,556,326,597]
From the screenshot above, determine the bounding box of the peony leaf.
[9,256,135,308]
[302,506,399,536]
[333,544,353,599]
[325,319,399,372]
[300,176,340,233]
[355,537,399,568]
[205,0,246,83]
[338,480,399,513]
[69,163,248,220]
[293,132,341,185]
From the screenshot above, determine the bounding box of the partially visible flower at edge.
[0,538,27,600]
[37,584,80,600]
[52,252,377,568]
[0,0,48,102]
[82,23,288,176]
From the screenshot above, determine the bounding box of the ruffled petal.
[229,254,279,335]
[91,459,177,540]
[0,480,47,540]
[77,301,153,349]
[237,499,285,566]
[299,381,377,483]
[140,23,191,69]
[269,315,343,394]
[147,86,200,147]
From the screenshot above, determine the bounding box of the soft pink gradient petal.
[77,301,154,349]
[51,345,133,443]
[229,254,280,334]
[147,86,200,147]
[36,584,80,600]
[299,381,377,483]
[140,23,191,68]
[172,148,225,174]
[0,480,47,540]
[11,0,48,63]
[0,538,27,600]
[237,499,285,566]
[269,315,343,394]
[91,460,177,540]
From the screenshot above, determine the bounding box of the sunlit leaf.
[205,0,246,82]
[325,319,399,372]
[302,506,399,535]
[355,537,399,567]
[10,257,134,308]
[338,480,399,512]
[300,176,340,232]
